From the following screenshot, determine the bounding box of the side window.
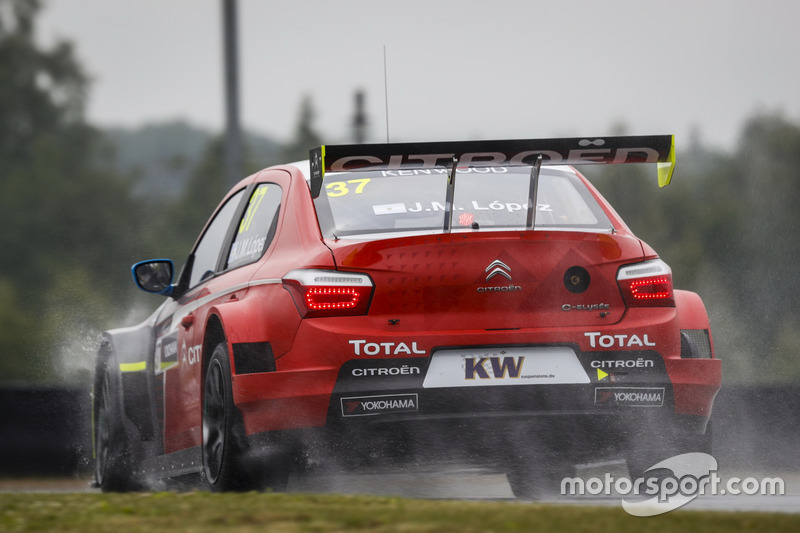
[188,189,246,288]
[227,184,282,270]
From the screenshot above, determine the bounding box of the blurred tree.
[591,116,800,383]
[725,113,800,381]
[0,0,145,383]
[0,0,86,163]
[280,95,323,162]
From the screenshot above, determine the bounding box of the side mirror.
[132,259,174,295]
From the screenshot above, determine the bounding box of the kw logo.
[465,356,525,379]
[485,260,512,282]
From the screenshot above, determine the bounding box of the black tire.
[506,449,574,500]
[94,361,144,492]
[626,422,712,480]
[202,342,291,491]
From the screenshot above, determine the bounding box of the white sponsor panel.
[422,346,590,388]
[373,203,407,215]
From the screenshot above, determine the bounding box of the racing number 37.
[326,178,371,197]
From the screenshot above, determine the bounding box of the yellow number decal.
[239,186,267,233]
[349,178,371,194]
[325,178,371,197]
[325,181,349,197]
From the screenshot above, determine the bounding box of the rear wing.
[308,135,675,198]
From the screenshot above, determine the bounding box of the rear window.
[314,166,612,238]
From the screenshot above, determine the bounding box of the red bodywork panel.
[151,163,720,452]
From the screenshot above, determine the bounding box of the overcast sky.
[38,0,800,150]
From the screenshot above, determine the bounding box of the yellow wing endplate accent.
[657,135,676,187]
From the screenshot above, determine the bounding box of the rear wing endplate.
[308,135,675,198]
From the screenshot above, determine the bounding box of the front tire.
[94,361,144,492]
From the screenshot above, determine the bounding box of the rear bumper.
[232,353,721,436]
[232,305,721,436]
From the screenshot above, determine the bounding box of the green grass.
[0,492,798,533]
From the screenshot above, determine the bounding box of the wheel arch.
[674,289,711,329]
[203,298,275,377]
[202,314,227,386]
[93,323,157,443]
[674,289,716,359]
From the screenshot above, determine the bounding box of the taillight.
[617,259,675,307]
[283,269,374,318]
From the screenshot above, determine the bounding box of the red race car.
[93,136,721,495]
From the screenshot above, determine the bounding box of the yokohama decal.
[340,393,418,417]
[595,387,665,407]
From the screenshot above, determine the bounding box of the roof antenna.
[383,45,390,143]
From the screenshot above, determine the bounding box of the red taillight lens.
[305,287,364,311]
[629,276,672,300]
[283,270,374,318]
[617,260,675,307]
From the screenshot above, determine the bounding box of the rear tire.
[202,342,289,491]
[507,449,574,500]
[626,421,712,480]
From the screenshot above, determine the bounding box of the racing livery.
[93,136,721,496]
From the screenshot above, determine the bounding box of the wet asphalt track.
[286,461,800,514]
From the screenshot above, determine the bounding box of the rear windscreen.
[314,167,613,238]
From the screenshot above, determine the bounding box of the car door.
[161,182,284,455]
[160,187,248,453]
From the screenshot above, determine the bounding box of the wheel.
[202,342,289,491]
[94,361,144,492]
[506,449,574,499]
[626,421,712,480]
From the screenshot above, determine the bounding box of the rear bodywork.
[95,135,721,484]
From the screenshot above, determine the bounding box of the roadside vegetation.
[1,0,799,386]
[2,492,799,533]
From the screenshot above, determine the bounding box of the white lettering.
[568,148,611,162]
[584,332,658,349]
[349,340,427,356]
[509,150,563,165]
[330,155,382,172]
[349,339,366,355]
[459,152,505,166]
[613,147,659,164]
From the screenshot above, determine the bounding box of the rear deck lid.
[328,231,645,330]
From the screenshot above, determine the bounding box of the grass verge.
[1,492,799,532]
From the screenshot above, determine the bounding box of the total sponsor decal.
[340,393,419,417]
[349,339,426,357]
[594,387,665,407]
[584,332,656,349]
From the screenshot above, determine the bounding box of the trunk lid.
[328,231,644,330]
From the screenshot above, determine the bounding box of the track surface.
[288,462,800,514]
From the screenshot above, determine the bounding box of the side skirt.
[141,446,203,480]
